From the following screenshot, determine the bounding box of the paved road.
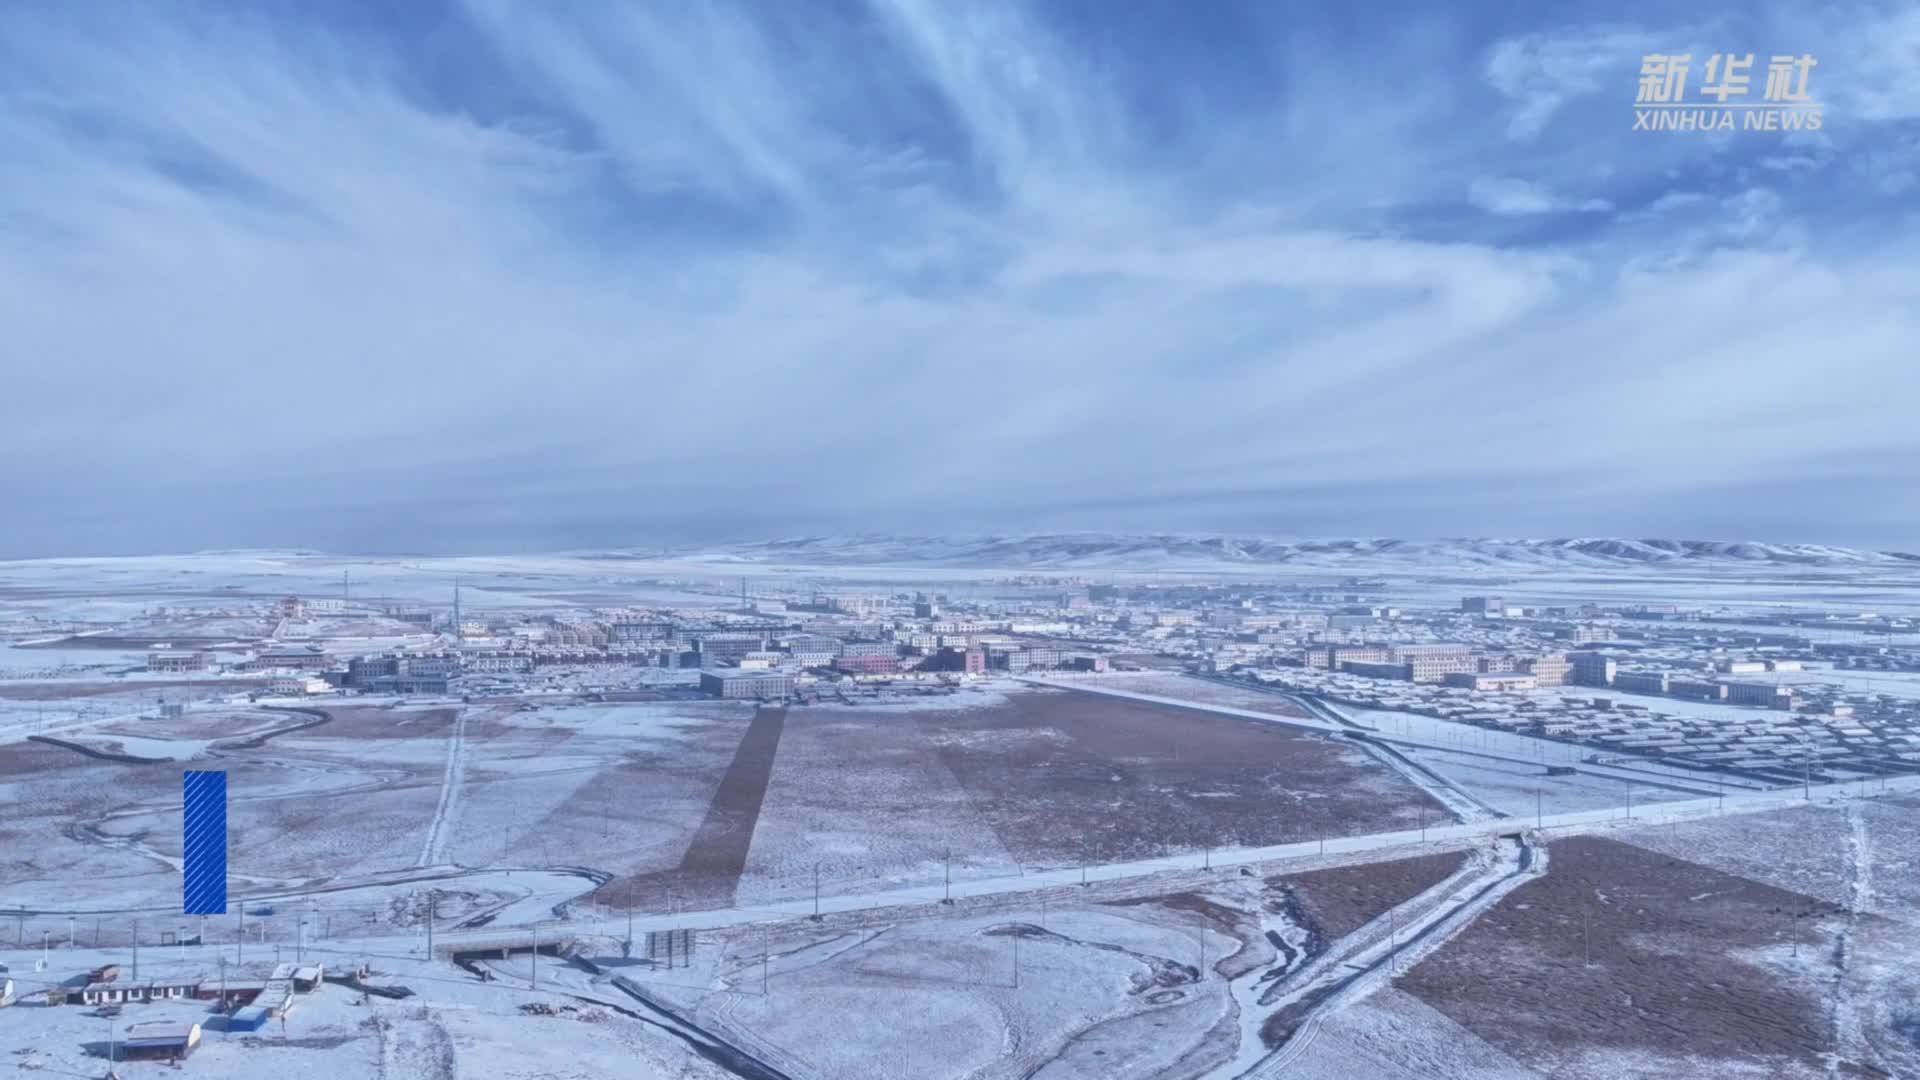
[416,765,1919,951]
[20,675,1915,955]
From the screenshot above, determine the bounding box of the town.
[4,543,1920,1079]
[121,580,1920,790]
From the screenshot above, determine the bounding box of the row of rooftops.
[1249,665,1920,776]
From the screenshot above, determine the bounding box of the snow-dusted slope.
[684,534,1920,571]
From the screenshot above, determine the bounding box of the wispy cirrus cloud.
[0,0,1917,556]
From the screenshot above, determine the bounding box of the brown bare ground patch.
[0,741,189,887]
[597,706,786,910]
[0,738,71,776]
[1399,835,1838,1074]
[1272,850,1470,939]
[0,679,271,700]
[1114,674,1316,719]
[926,691,1447,866]
[304,704,456,740]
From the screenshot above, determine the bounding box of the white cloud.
[1467,176,1613,215]
[1483,26,1656,139]
[0,3,1916,554]
[1646,191,1707,213]
[1830,7,1920,121]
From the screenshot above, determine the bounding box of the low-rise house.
[121,1021,202,1061]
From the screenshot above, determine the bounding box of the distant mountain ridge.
[677,535,1920,570]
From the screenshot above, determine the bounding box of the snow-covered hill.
[677,535,1920,571]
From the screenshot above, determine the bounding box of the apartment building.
[1724,681,1795,709]
[1521,653,1572,687]
[1569,651,1618,686]
[1394,644,1478,683]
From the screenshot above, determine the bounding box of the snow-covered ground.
[677,901,1236,1080]
[736,706,1027,909]
[0,937,732,1079]
[0,641,138,677]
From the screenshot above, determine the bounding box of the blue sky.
[2,1,1918,556]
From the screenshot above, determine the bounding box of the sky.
[3,1,1919,557]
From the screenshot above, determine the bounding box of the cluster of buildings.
[1295,641,1574,689]
[164,588,1128,702]
[1292,636,1819,712]
[69,960,322,1016]
[37,960,329,1062]
[1250,663,1920,783]
[119,583,1920,753]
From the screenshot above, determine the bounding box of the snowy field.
[0,699,752,933]
[1054,675,1715,820]
[3,546,1918,1078]
[0,641,140,677]
[0,937,733,1079]
[1399,747,1684,819]
[733,690,1453,916]
[9,543,1920,627]
[682,901,1238,1080]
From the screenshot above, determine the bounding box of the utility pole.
[531,922,539,989]
[426,891,435,960]
[762,931,770,996]
[131,919,139,980]
[626,882,634,948]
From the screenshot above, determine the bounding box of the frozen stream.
[1218,888,1317,1077]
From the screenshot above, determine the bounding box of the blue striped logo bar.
[182,770,227,915]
